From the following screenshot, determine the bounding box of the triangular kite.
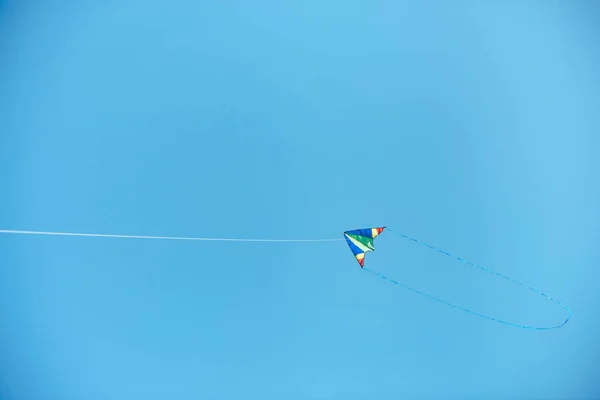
[344,227,385,267]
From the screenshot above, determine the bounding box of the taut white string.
[0,229,344,242]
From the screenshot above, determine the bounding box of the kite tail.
[366,228,572,330]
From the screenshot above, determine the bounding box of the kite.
[0,226,572,330]
[343,226,572,330]
[343,227,385,267]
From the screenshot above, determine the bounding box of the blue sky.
[1,1,599,399]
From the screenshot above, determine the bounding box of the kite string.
[0,229,344,242]
[367,228,572,330]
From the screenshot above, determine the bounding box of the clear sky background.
[1,1,599,399]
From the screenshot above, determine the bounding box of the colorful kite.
[343,227,385,267]
[342,226,572,330]
[0,226,572,330]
